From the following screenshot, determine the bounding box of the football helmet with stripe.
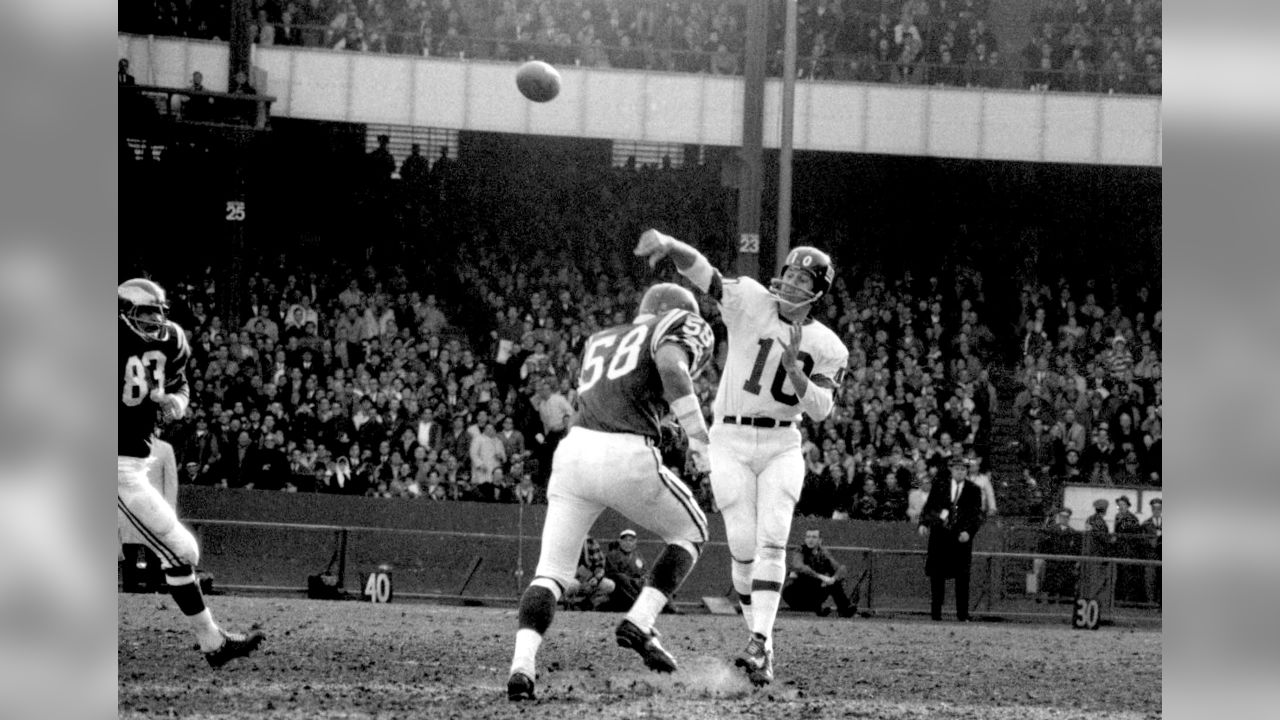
[118,278,170,341]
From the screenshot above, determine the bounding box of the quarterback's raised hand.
[779,323,803,372]
[634,229,675,267]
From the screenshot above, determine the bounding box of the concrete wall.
[179,487,1006,609]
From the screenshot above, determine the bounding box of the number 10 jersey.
[711,276,848,423]
[574,309,714,440]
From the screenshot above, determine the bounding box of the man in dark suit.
[1140,497,1162,606]
[1113,495,1144,602]
[918,456,985,621]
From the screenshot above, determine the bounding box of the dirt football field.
[119,593,1161,719]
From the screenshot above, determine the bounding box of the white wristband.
[669,394,708,442]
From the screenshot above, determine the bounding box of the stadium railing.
[175,517,1160,626]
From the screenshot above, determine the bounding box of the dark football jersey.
[119,316,191,458]
[574,309,714,439]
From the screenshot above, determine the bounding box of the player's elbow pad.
[677,252,714,294]
[797,385,834,421]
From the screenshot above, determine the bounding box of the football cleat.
[507,672,536,701]
[204,629,265,669]
[615,619,678,673]
[734,633,774,685]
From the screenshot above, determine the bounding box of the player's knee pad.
[518,582,559,634]
[721,518,757,562]
[670,539,701,564]
[755,545,787,584]
[158,524,199,568]
[649,542,699,597]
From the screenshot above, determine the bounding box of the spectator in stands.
[401,143,430,187]
[980,48,1010,88]
[531,377,573,481]
[851,476,880,521]
[1140,51,1161,95]
[326,450,365,495]
[933,47,963,86]
[499,415,529,465]
[367,134,396,181]
[182,71,214,121]
[180,416,222,486]
[1082,428,1119,483]
[469,421,506,485]
[783,529,856,618]
[1063,57,1095,92]
[220,430,257,488]
[118,58,136,85]
[229,69,256,96]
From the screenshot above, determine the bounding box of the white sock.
[510,628,542,678]
[732,560,753,632]
[189,609,223,652]
[751,590,781,652]
[624,587,668,632]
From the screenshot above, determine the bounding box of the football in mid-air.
[516,60,561,103]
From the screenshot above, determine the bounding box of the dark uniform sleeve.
[165,321,192,395]
[653,310,715,378]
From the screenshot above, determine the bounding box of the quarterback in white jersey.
[634,229,849,686]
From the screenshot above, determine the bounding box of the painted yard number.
[364,571,392,603]
[1072,597,1100,630]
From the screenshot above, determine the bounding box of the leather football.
[516,61,561,103]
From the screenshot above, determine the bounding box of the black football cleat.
[507,672,536,701]
[204,629,265,669]
[615,619,678,673]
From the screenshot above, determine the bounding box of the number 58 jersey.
[119,316,191,458]
[712,276,848,422]
[574,309,715,440]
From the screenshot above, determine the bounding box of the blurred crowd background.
[120,0,1161,94]
[120,119,1161,535]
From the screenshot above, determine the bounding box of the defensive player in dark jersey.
[507,283,715,701]
[118,278,264,667]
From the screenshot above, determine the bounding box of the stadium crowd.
[120,0,1159,94]
[1010,277,1162,490]
[128,135,1160,525]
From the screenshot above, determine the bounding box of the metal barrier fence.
[182,517,1160,626]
